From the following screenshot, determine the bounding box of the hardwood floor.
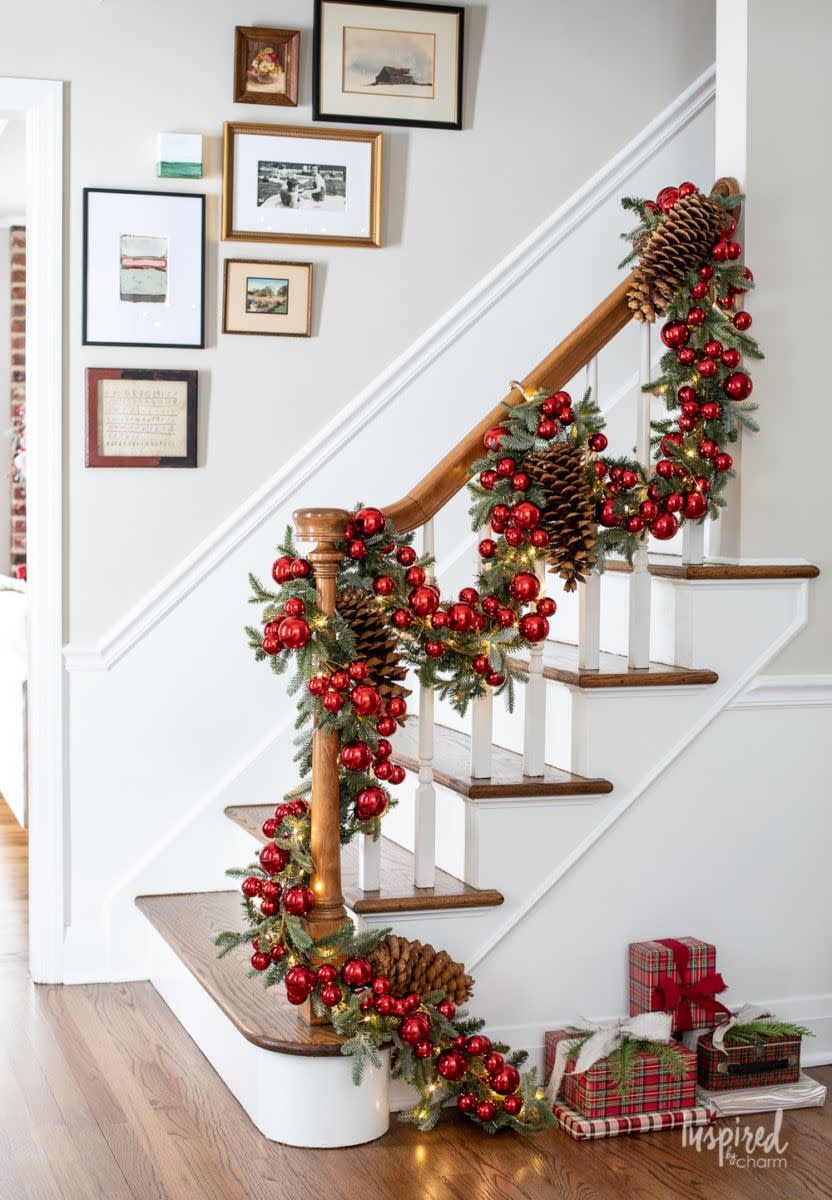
[1,793,831,1199]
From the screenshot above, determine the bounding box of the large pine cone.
[370,933,474,1004]
[627,192,724,322]
[336,586,410,705]
[524,442,596,592]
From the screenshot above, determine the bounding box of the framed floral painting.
[234,26,300,107]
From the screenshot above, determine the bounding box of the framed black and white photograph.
[313,0,464,130]
[222,122,382,247]
[223,259,313,336]
[82,189,205,348]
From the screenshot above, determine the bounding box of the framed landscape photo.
[234,26,300,107]
[223,259,312,336]
[222,121,382,247]
[85,368,198,467]
[313,0,464,130]
[82,189,205,348]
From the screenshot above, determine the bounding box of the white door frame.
[0,78,65,982]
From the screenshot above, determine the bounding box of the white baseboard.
[63,67,715,674]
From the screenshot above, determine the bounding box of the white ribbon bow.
[711,1004,772,1054]
[545,1011,674,1104]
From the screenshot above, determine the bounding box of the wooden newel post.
[293,507,351,1026]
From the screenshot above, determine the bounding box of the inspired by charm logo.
[683,1111,789,1169]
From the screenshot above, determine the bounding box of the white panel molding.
[729,674,832,711]
[467,581,811,971]
[63,66,715,673]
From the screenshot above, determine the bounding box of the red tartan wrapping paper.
[697,1032,802,1091]
[544,1028,696,1119]
[629,937,729,1033]
[554,1100,716,1141]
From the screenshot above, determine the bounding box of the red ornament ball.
[502,1095,524,1116]
[340,741,373,772]
[459,587,479,606]
[465,1035,491,1057]
[704,340,723,358]
[690,281,708,300]
[599,499,620,528]
[699,439,719,459]
[391,608,412,630]
[271,555,294,584]
[472,654,490,675]
[261,817,278,839]
[316,964,338,985]
[536,417,557,440]
[715,452,733,472]
[270,941,286,962]
[330,671,350,691]
[479,538,497,559]
[397,546,417,566]
[354,786,388,821]
[425,640,445,659]
[405,565,426,587]
[308,675,326,696]
[512,501,542,530]
[277,617,311,650]
[431,609,449,629]
[724,371,753,400]
[320,984,343,1007]
[350,685,381,716]
[283,886,315,915]
[259,843,289,875]
[656,186,679,212]
[261,635,282,656]
[697,357,717,378]
[349,661,369,682]
[665,492,684,513]
[496,457,516,479]
[519,613,549,643]
[241,876,262,898]
[372,976,391,996]
[733,310,752,331]
[479,469,497,491]
[347,540,367,560]
[448,603,477,633]
[537,597,556,617]
[677,347,696,366]
[476,1101,498,1122]
[684,491,708,519]
[355,506,385,537]
[322,691,344,714]
[490,1065,521,1095]
[686,306,706,327]
[342,958,373,989]
[588,433,608,453]
[721,348,741,369]
[374,576,395,596]
[482,426,507,452]
[700,401,721,421]
[509,572,540,603]
[486,671,505,688]
[375,995,393,1016]
[483,1051,504,1074]
[285,965,315,994]
[504,527,525,548]
[373,760,392,781]
[400,1015,431,1046]
[511,472,530,492]
[651,513,679,541]
[409,586,440,617]
[251,951,270,971]
[259,898,278,917]
[457,1093,478,1114]
[387,697,407,720]
[376,716,397,737]
[660,320,689,349]
[283,598,305,619]
[415,1040,434,1059]
[375,738,392,760]
[436,1050,468,1082]
[436,999,456,1020]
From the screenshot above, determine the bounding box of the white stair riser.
[146,924,392,1147]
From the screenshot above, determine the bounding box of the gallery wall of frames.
[82,0,464,469]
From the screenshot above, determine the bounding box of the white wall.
[1,0,713,640]
[727,0,831,673]
[0,119,26,576]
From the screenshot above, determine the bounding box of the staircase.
[135,176,819,1147]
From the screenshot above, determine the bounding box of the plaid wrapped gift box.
[629,937,730,1033]
[697,1031,802,1091]
[544,1028,696,1119]
[553,1099,716,1141]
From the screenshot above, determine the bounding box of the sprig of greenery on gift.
[563,1033,690,1097]
[721,1020,814,1046]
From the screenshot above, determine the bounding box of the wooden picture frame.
[85,368,198,468]
[82,188,205,348]
[234,26,300,107]
[222,121,382,247]
[313,0,464,130]
[223,259,313,336]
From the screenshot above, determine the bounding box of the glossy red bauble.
[640,500,659,521]
[308,675,326,696]
[387,697,407,720]
[259,843,289,875]
[482,426,508,452]
[241,876,262,898]
[699,265,713,281]
[271,555,294,584]
[472,654,490,675]
[283,886,315,915]
[478,538,497,559]
[700,402,721,421]
[697,357,717,378]
[704,340,723,358]
[686,306,706,327]
[511,472,530,492]
[715,452,733,472]
[481,595,500,616]
[400,1015,431,1046]
[519,613,549,643]
[354,785,388,821]
[391,608,412,630]
[285,965,316,994]
[476,1101,498,1122]
[699,439,719,458]
[495,457,516,479]
[355,506,385,537]
[536,597,556,617]
[726,240,742,260]
[409,586,440,616]
[599,499,620,528]
[651,513,679,541]
[457,1093,478,1114]
[684,491,708,519]
[724,371,753,400]
[665,493,684,513]
[690,281,708,300]
[678,181,697,198]
[497,607,515,627]
[375,738,392,760]
[536,418,557,439]
[508,572,540,603]
[349,661,369,682]
[261,817,277,839]
[660,320,689,349]
[588,432,608,453]
[330,671,350,691]
[436,1050,468,1082]
[447,603,477,633]
[677,347,696,365]
[504,527,524,548]
[340,741,373,772]
[502,1095,524,1116]
[290,559,311,579]
[347,540,367,560]
[374,576,395,596]
[373,760,392,781]
[322,691,344,714]
[415,1040,434,1059]
[277,617,311,650]
[270,942,286,962]
[405,565,425,587]
[283,598,305,620]
[342,958,373,989]
[621,470,639,490]
[251,951,270,971]
[424,640,445,658]
[593,461,607,479]
[721,348,741,369]
[436,998,456,1020]
[459,587,479,606]
[483,1051,504,1075]
[397,546,417,566]
[512,501,542,530]
[559,407,575,425]
[465,1035,491,1057]
[711,240,729,262]
[656,186,679,212]
[656,460,675,479]
[530,528,549,547]
[375,995,394,1015]
[625,514,645,533]
[376,716,397,737]
[320,984,343,1007]
[259,898,278,917]
[733,310,752,331]
[316,964,339,985]
[479,469,497,490]
[490,1065,521,1095]
[350,685,381,716]
[261,635,282,656]
[486,671,505,687]
[431,610,448,629]
[678,415,695,433]
[372,976,391,996]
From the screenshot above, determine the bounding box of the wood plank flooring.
[2,794,831,1199]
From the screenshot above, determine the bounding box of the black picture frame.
[85,368,198,468]
[82,188,206,349]
[312,0,464,131]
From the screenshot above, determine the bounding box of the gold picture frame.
[222,121,383,247]
[222,259,313,337]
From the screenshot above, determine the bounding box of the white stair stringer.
[143,918,392,1147]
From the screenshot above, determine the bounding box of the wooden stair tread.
[136,890,343,1056]
[391,718,612,799]
[225,806,504,914]
[511,640,718,688]
[604,556,820,581]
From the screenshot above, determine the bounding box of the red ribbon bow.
[651,937,730,1031]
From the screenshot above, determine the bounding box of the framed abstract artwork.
[222,122,382,247]
[222,259,313,336]
[85,368,198,467]
[82,188,205,348]
[234,26,300,107]
[313,0,464,130]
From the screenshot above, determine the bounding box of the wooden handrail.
[384,176,742,533]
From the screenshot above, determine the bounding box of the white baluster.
[628,323,652,669]
[358,834,381,892]
[522,558,547,777]
[585,354,599,405]
[470,536,493,778]
[681,518,705,565]
[578,568,601,670]
[413,518,437,889]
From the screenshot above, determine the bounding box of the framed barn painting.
[82,189,205,348]
[222,122,382,247]
[313,0,464,130]
[85,368,198,467]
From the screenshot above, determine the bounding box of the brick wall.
[9,225,25,568]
